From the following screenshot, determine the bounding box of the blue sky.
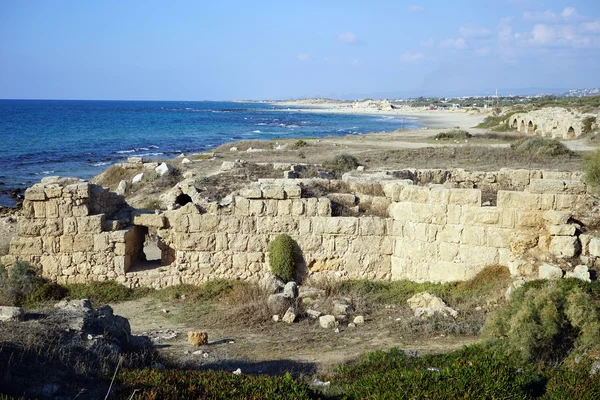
[1,0,599,100]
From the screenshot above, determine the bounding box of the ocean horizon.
[0,99,418,207]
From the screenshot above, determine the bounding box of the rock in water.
[187,331,208,346]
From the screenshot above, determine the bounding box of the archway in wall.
[512,118,518,129]
[528,121,534,134]
[567,126,576,139]
[128,226,175,271]
[520,120,525,133]
[176,193,192,207]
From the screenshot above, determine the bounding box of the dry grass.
[93,165,138,190]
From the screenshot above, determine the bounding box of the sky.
[0,0,599,100]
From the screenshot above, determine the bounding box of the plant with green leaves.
[268,234,298,282]
[584,150,600,188]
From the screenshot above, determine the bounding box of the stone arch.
[512,118,518,129]
[520,120,525,133]
[527,121,534,134]
[567,126,576,139]
[128,225,175,271]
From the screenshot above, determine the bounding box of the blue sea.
[0,100,418,206]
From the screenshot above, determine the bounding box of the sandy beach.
[272,99,489,130]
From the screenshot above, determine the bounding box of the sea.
[0,100,419,207]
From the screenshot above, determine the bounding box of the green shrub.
[116,369,312,399]
[151,280,235,303]
[434,129,472,140]
[584,150,600,188]
[268,234,297,282]
[583,116,597,135]
[63,281,149,306]
[544,360,600,399]
[0,261,44,306]
[24,281,67,307]
[293,139,308,148]
[510,137,573,156]
[324,154,360,177]
[483,279,600,365]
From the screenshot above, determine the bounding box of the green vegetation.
[434,129,472,140]
[476,110,522,131]
[0,262,44,307]
[116,369,313,399]
[150,280,235,303]
[584,150,600,188]
[268,234,298,282]
[294,139,308,148]
[583,116,597,135]
[483,279,600,365]
[510,137,573,156]
[324,154,360,177]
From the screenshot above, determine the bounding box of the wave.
[253,130,261,133]
[92,161,111,166]
[35,170,55,175]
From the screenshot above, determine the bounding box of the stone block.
[17,219,46,237]
[42,218,64,237]
[133,213,166,229]
[448,189,481,206]
[33,201,46,219]
[262,184,285,200]
[539,263,563,280]
[9,237,43,255]
[311,217,357,235]
[291,200,305,216]
[528,179,566,194]
[187,332,208,346]
[565,265,591,282]
[248,200,265,216]
[174,234,215,251]
[580,234,592,256]
[189,214,218,232]
[438,224,462,243]
[461,226,486,246]
[438,242,459,261]
[510,231,539,255]
[549,224,577,236]
[284,184,302,199]
[44,184,63,199]
[93,233,111,252]
[316,198,332,216]
[72,205,89,217]
[218,216,241,233]
[257,217,298,234]
[458,245,498,266]
[46,199,60,218]
[486,227,512,248]
[549,236,580,258]
[72,234,94,252]
[515,211,544,228]
[398,185,430,203]
[233,197,250,216]
[497,191,541,210]
[410,203,447,225]
[428,187,450,205]
[240,187,262,199]
[463,207,500,225]
[25,186,47,201]
[388,202,410,221]
[359,217,386,236]
[277,200,292,216]
[554,194,578,211]
[544,210,571,225]
[78,214,105,233]
[446,205,462,225]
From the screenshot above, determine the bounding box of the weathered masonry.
[2,168,599,288]
[508,108,598,139]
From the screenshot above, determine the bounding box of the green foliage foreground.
[269,234,298,282]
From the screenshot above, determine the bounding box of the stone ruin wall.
[506,107,598,139]
[2,168,599,289]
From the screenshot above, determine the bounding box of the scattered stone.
[230,147,238,152]
[183,171,196,179]
[298,286,326,300]
[348,323,356,328]
[181,158,191,164]
[306,309,322,319]
[312,378,331,387]
[283,281,299,298]
[538,263,564,280]
[333,302,352,315]
[127,156,144,164]
[192,350,203,355]
[260,272,285,294]
[155,163,173,176]
[221,161,237,171]
[408,292,457,318]
[565,265,591,282]
[247,147,266,153]
[203,352,209,358]
[334,328,340,333]
[233,368,242,375]
[282,307,297,324]
[267,293,293,313]
[0,306,25,322]
[116,180,128,196]
[356,166,365,171]
[353,315,365,325]
[162,309,169,314]
[274,144,287,151]
[549,236,580,258]
[319,315,337,329]
[272,315,280,322]
[132,172,144,184]
[187,331,208,346]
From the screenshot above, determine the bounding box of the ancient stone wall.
[506,108,598,139]
[2,169,598,288]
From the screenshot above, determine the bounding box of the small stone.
[162,309,169,314]
[187,331,208,346]
[182,158,191,164]
[192,350,203,355]
[319,315,337,329]
[334,328,340,333]
[282,307,297,324]
[348,323,356,328]
[203,352,209,358]
[333,302,352,315]
[0,306,25,322]
[272,315,280,322]
[306,309,322,319]
[233,368,242,375]
[356,166,365,171]
[116,180,128,195]
[565,265,591,282]
[283,281,299,298]
[155,163,173,176]
[230,147,238,152]
[591,361,600,375]
[132,173,144,184]
[538,263,563,280]
[353,315,365,325]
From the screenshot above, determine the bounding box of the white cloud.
[529,24,556,45]
[419,38,434,47]
[459,25,491,38]
[583,21,600,33]
[408,5,425,13]
[527,23,600,48]
[498,17,516,58]
[439,38,467,49]
[561,7,578,20]
[475,47,490,56]
[296,54,310,61]
[400,52,425,62]
[337,31,365,45]
[523,10,558,22]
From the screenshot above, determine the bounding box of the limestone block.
[565,265,591,282]
[77,214,105,233]
[248,200,265,216]
[133,213,166,229]
[33,201,46,219]
[510,232,539,255]
[486,227,512,248]
[388,202,410,221]
[229,235,249,252]
[458,245,498,266]
[262,184,285,200]
[25,186,47,201]
[539,263,563,280]
[382,180,413,201]
[174,234,215,251]
[93,233,111,252]
[461,226,486,246]
[63,217,77,235]
[9,237,43,255]
[72,234,94,252]
[516,211,544,228]
[42,218,64,237]
[265,200,278,216]
[549,236,580,258]
[359,217,386,236]
[319,315,337,329]
[44,184,63,199]
[388,220,403,236]
[218,216,242,233]
[46,199,60,218]
[398,185,430,203]
[233,197,250,216]
[308,257,343,272]
[311,217,357,235]
[500,209,516,229]
[317,198,332,216]
[291,200,305,216]
[509,258,535,278]
[17,219,46,237]
[497,191,541,210]
[544,210,571,225]
[426,261,468,283]
[187,332,208,346]
[463,207,500,225]
[400,239,437,261]
[278,200,292,216]
[438,224,462,243]
[257,217,298,234]
[298,219,311,235]
[528,179,566,194]
[284,184,302,199]
[428,187,450,205]
[564,180,587,194]
[446,205,462,225]
[304,198,318,216]
[448,189,482,206]
[498,169,531,189]
[240,187,262,199]
[549,224,577,236]
[580,234,592,256]
[410,203,446,225]
[554,194,578,211]
[72,205,89,217]
[438,242,459,261]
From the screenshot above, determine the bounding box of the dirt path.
[113,297,478,376]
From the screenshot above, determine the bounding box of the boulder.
[132,173,144,184]
[565,265,591,282]
[181,158,191,164]
[0,306,24,322]
[549,236,580,258]
[155,163,173,176]
[230,147,238,152]
[333,302,353,316]
[267,293,293,313]
[306,309,322,319]
[407,292,445,311]
[538,263,563,280]
[283,281,299,298]
[282,307,297,324]
[116,180,128,195]
[272,315,280,322]
[319,315,337,329]
[353,315,365,325]
[55,298,93,313]
[298,286,326,300]
[260,272,285,294]
[187,332,208,346]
